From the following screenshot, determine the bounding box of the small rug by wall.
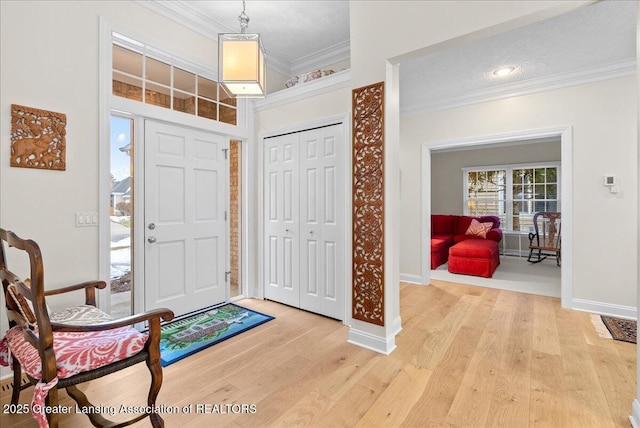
[159,303,274,367]
[593,315,637,344]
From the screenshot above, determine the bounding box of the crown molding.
[135,0,350,79]
[264,54,291,78]
[290,40,351,76]
[136,0,292,77]
[401,58,636,117]
[135,0,229,39]
[253,69,351,112]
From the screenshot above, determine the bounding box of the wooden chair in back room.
[527,212,561,267]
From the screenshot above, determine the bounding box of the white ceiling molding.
[253,69,351,113]
[401,58,636,117]
[135,0,291,76]
[290,40,351,76]
[135,0,226,39]
[432,136,559,153]
[264,55,292,78]
[135,0,341,78]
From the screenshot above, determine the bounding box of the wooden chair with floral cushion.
[527,212,561,266]
[0,229,174,428]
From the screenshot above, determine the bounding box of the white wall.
[400,76,637,308]
[0,0,220,379]
[255,89,350,132]
[267,68,290,95]
[0,0,216,290]
[349,0,589,347]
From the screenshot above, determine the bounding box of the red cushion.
[448,254,500,278]
[431,234,454,252]
[431,215,456,235]
[449,239,498,258]
[454,234,482,244]
[448,240,500,278]
[476,215,500,228]
[4,325,148,380]
[455,216,473,235]
[431,251,449,269]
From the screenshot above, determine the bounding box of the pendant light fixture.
[218,1,266,98]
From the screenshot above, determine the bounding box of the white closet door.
[263,133,300,307]
[299,125,345,319]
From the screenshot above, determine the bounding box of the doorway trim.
[257,113,352,323]
[421,125,573,308]
[98,18,253,314]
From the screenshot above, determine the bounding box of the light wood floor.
[1,280,636,427]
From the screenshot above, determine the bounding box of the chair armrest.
[44,280,107,306]
[50,308,174,332]
[486,228,503,242]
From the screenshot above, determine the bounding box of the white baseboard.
[571,298,637,320]
[630,399,640,428]
[348,325,398,355]
[399,273,423,284]
[390,315,403,336]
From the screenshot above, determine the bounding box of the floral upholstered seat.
[0,228,174,428]
[2,324,148,380]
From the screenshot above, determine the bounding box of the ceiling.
[143,1,636,114]
[400,0,637,115]
[141,0,351,76]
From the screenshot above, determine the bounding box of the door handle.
[148,236,157,243]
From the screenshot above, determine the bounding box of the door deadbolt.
[148,223,156,230]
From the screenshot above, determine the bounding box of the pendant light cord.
[238,1,249,34]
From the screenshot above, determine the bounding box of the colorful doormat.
[159,303,274,366]
[601,315,636,344]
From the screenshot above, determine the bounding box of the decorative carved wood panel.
[352,82,384,326]
[10,104,66,171]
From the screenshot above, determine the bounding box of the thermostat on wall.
[603,174,618,194]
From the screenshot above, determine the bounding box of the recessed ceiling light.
[493,67,515,77]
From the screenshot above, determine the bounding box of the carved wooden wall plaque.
[10,104,66,171]
[352,82,385,326]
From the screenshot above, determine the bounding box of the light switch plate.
[76,212,98,227]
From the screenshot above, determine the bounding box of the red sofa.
[430,214,503,270]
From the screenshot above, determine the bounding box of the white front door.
[263,123,345,320]
[144,120,228,316]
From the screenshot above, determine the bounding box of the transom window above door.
[111,32,237,125]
